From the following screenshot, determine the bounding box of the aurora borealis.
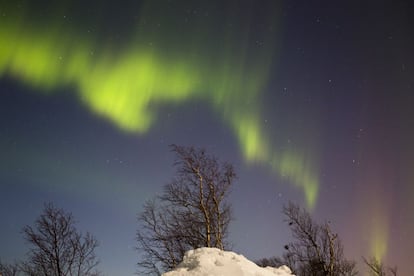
[1,1,413,275]
[0,0,319,207]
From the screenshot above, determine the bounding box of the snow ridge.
[162,248,294,276]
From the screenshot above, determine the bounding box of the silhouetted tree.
[257,202,357,276]
[0,260,19,276]
[136,145,236,275]
[21,203,100,276]
[363,257,397,276]
[256,256,285,268]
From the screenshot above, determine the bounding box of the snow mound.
[162,247,294,276]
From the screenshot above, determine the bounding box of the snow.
[162,248,294,276]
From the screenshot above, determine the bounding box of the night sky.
[1,0,413,275]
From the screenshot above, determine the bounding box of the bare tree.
[0,260,20,276]
[363,257,397,276]
[21,203,100,276]
[136,145,236,275]
[258,202,357,276]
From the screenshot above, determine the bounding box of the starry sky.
[1,0,413,275]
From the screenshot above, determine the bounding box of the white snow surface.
[162,247,294,276]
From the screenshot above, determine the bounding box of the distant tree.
[0,260,19,276]
[136,145,236,275]
[363,257,397,276]
[21,203,100,276]
[256,256,292,269]
[257,202,357,276]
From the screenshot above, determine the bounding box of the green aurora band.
[0,1,319,208]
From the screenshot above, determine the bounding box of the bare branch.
[136,145,235,274]
[363,256,397,276]
[257,202,357,276]
[21,203,100,276]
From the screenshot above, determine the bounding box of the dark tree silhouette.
[21,203,100,276]
[257,202,357,276]
[363,257,397,276]
[0,260,19,276]
[136,145,236,275]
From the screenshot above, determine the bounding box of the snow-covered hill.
[162,248,294,276]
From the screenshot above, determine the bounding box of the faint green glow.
[234,116,268,162]
[276,151,319,208]
[230,113,319,208]
[0,1,320,208]
[369,205,389,263]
